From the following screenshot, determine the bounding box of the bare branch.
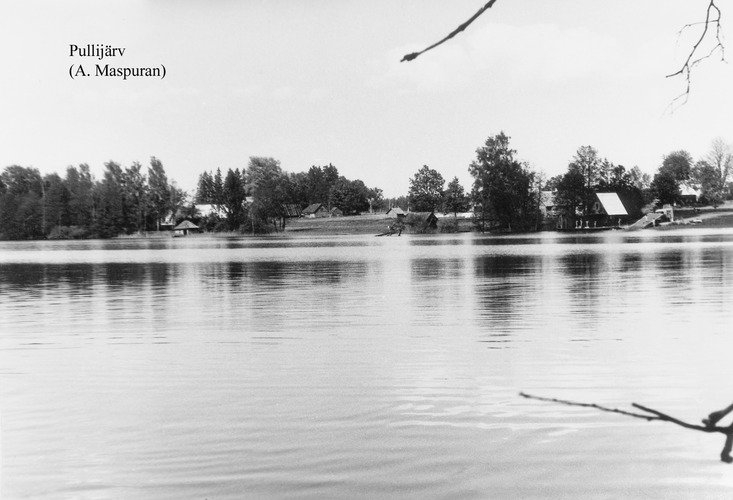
[667,0,726,105]
[401,1,724,107]
[521,392,733,463]
[519,392,660,421]
[401,0,498,63]
[632,403,720,433]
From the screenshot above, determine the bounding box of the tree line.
[403,132,733,232]
[2,136,731,239]
[0,158,183,240]
[0,156,385,239]
[404,132,542,232]
[192,158,384,233]
[649,140,733,209]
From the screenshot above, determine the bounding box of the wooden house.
[591,192,628,226]
[303,203,329,218]
[554,192,630,230]
[404,211,438,232]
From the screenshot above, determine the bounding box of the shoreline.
[21,206,733,241]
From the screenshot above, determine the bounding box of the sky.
[1,0,732,198]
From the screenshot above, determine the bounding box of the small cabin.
[405,211,438,231]
[386,207,406,219]
[174,220,199,236]
[303,203,329,218]
[330,207,344,217]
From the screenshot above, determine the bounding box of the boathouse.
[404,211,438,232]
[174,220,199,236]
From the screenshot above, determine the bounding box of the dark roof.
[282,204,303,217]
[405,212,438,224]
[303,203,325,214]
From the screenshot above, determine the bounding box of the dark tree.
[554,168,585,222]
[329,178,371,215]
[660,150,693,183]
[222,168,247,229]
[246,156,287,232]
[649,150,694,206]
[65,164,95,228]
[43,173,71,230]
[651,169,682,206]
[569,146,603,217]
[0,166,44,239]
[469,132,538,232]
[213,167,224,207]
[443,176,469,215]
[147,157,170,231]
[408,165,445,212]
[122,161,147,233]
[94,161,125,238]
[285,171,309,207]
[195,171,215,204]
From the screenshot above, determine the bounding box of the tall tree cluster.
[402,168,469,216]
[692,139,733,207]
[195,167,247,230]
[469,132,539,232]
[553,146,646,223]
[650,151,693,205]
[0,158,184,240]
[193,160,382,233]
[650,139,733,208]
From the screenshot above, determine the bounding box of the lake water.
[2,230,733,499]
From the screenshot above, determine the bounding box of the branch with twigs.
[520,392,733,463]
[401,1,725,104]
[667,0,724,105]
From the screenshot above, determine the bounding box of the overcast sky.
[1,1,731,197]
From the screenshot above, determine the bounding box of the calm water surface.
[2,230,733,499]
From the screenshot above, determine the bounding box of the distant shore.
[279,205,733,236]
[136,204,733,239]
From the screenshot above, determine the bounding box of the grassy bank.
[283,213,474,235]
[284,214,395,235]
[281,204,733,236]
[658,204,733,229]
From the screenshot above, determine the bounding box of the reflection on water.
[2,231,733,499]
